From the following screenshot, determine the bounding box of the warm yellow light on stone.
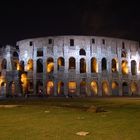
[47,63,54,73]
[91,58,98,73]
[57,83,61,94]
[91,81,98,95]
[0,79,2,85]
[14,60,21,71]
[68,81,76,93]
[94,61,98,73]
[112,82,118,89]
[57,81,64,94]
[0,78,6,87]
[17,63,20,70]
[131,82,137,94]
[69,82,76,89]
[47,81,54,95]
[26,59,33,71]
[58,59,62,66]
[122,60,128,74]
[21,74,27,94]
[102,81,109,95]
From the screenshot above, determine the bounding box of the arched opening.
[122,82,129,96]
[37,59,43,73]
[46,58,54,73]
[57,81,64,95]
[70,39,74,46]
[37,49,43,57]
[131,60,137,75]
[13,52,19,58]
[80,58,86,73]
[80,81,87,95]
[91,57,98,73]
[79,49,86,55]
[102,81,109,96]
[26,59,33,71]
[1,59,7,70]
[69,57,76,70]
[9,81,16,96]
[121,60,128,74]
[21,73,28,95]
[36,81,43,95]
[68,81,76,94]
[121,50,127,58]
[112,58,118,72]
[1,82,6,96]
[112,81,119,96]
[102,58,107,71]
[90,81,98,96]
[130,82,137,96]
[57,57,65,71]
[46,81,54,95]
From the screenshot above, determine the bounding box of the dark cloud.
[0,0,139,45]
[80,0,140,40]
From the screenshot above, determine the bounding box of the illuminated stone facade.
[0,36,140,97]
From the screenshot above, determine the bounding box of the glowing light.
[58,59,62,66]
[21,74,27,94]
[47,63,54,73]
[26,59,33,71]
[91,81,98,95]
[0,78,6,87]
[47,81,54,95]
[102,81,109,95]
[130,82,137,94]
[17,62,20,70]
[121,60,128,74]
[57,81,64,94]
[68,81,76,93]
[112,82,118,89]
[91,58,98,73]
[0,79,2,85]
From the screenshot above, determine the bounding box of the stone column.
[33,48,37,95]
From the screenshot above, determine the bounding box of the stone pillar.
[64,79,68,97]
[98,79,102,96]
[119,81,123,96]
[54,81,57,96]
[33,60,37,95]
[87,78,91,96]
[76,57,79,74]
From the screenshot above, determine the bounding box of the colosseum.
[0,36,140,97]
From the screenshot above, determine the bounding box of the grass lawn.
[0,97,140,140]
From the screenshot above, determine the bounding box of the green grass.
[0,97,140,140]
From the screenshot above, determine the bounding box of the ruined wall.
[1,36,140,96]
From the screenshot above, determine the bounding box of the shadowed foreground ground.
[0,97,140,140]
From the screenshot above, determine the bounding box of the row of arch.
[0,57,137,75]
[0,80,138,96]
[35,81,138,96]
[35,57,137,75]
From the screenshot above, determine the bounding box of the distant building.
[0,36,140,97]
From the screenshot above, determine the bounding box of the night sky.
[0,0,140,45]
